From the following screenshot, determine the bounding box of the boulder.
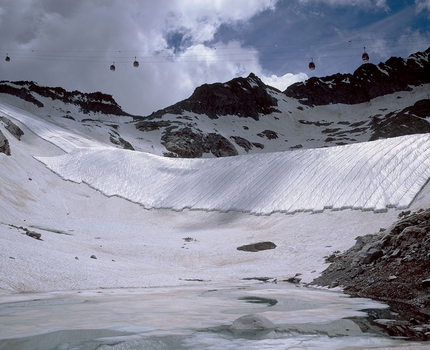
[362,248,384,264]
[237,241,277,252]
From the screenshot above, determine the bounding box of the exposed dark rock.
[0,117,24,140]
[81,118,97,123]
[361,248,384,264]
[161,127,238,158]
[163,152,179,158]
[312,208,430,340]
[0,130,10,155]
[322,128,342,134]
[10,225,43,240]
[370,99,430,140]
[252,142,265,149]
[161,127,205,158]
[242,277,274,282]
[237,241,277,252]
[285,273,302,284]
[146,73,281,121]
[422,279,430,288]
[231,136,254,152]
[285,47,430,106]
[182,278,204,282]
[135,120,171,132]
[257,130,278,140]
[0,83,44,107]
[0,81,130,116]
[299,120,333,126]
[109,134,134,150]
[205,133,239,157]
[26,231,42,240]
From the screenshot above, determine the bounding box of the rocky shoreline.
[312,208,430,340]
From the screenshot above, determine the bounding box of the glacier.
[38,133,430,215]
[2,93,430,350]
[1,100,429,215]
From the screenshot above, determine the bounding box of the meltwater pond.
[0,282,421,350]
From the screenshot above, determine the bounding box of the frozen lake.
[0,281,422,350]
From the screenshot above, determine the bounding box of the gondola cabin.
[362,47,369,62]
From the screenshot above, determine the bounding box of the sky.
[0,0,429,116]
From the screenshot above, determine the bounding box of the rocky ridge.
[312,208,430,340]
[0,80,130,116]
[285,47,430,106]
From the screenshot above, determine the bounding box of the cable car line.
[1,36,429,71]
[1,41,425,61]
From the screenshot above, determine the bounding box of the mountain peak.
[148,73,280,121]
[285,46,430,106]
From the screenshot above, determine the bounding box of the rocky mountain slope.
[285,47,430,106]
[312,208,430,340]
[0,80,130,116]
[1,48,430,159]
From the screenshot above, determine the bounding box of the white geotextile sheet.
[38,133,430,214]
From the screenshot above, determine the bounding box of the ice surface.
[0,283,406,350]
[37,133,430,214]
